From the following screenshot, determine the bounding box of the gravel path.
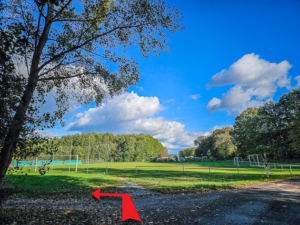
[1,177,300,224]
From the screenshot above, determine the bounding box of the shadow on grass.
[3,165,299,198]
[2,173,121,199]
[77,167,300,193]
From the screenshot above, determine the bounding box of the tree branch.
[38,58,82,77]
[24,45,30,77]
[52,6,115,23]
[38,22,150,71]
[31,3,54,73]
[48,0,73,25]
[38,72,88,81]
[75,19,98,46]
[34,5,44,49]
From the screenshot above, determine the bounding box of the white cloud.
[34,70,109,123]
[207,53,292,114]
[207,98,221,112]
[76,113,84,118]
[295,75,300,87]
[67,92,203,150]
[35,130,61,138]
[189,94,201,100]
[133,117,201,149]
[211,125,224,132]
[207,53,291,88]
[136,86,144,91]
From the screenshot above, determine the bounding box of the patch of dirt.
[1,177,300,224]
[117,177,157,197]
[277,183,300,192]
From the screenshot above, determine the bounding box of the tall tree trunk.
[0,3,53,187]
[0,73,38,187]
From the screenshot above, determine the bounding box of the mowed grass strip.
[3,161,300,198]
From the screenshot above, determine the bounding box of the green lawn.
[3,161,300,198]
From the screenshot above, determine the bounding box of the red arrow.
[92,188,141,222]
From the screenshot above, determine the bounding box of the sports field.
[4,161,300,198]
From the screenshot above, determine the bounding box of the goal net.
[203,156,208,161]
[234,157,243,166]
[248,154,265,167]
[34,154,81,172]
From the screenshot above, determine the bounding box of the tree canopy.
[194,127,235,160]
[29,133,165,162]
[232,89,300,160]
[0,0,183,185]
[194,89,300,161]
[179,147,196,158]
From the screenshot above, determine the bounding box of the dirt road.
[134,177,300,224]
[1,177,300,224]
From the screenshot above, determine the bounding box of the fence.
[13,159,81,167]
[134,164,300,176]
[135,166,244,174]
[267,163,300,174]
[12,155,81,172]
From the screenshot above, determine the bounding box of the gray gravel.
[2,177,300,224]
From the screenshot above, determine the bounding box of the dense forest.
[194,89,300,161]
[194,127,235,160]
[179,147,196,158]
[20,133,167,162]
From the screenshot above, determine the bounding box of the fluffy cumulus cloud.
[67,92,202,150]
[207,53,292,114]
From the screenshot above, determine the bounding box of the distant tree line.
[30,133,166,162]
[179,147,196,158]
[193,89,300,161]
[194,127,235,160]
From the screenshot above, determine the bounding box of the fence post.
[52,153,54,172]
[266,165,269,178]
[75,155,78,172]
[35,157,38,172]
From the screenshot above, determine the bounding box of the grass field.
[3,161,300,198]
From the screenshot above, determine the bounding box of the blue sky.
[41,0,300,153]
